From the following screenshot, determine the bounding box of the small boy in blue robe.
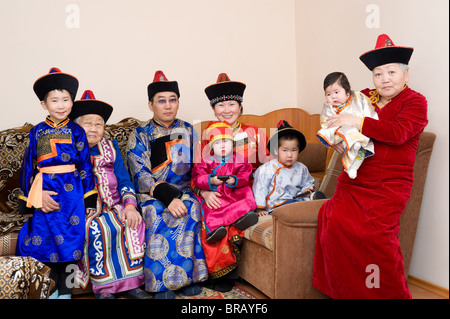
[16,68,97,299]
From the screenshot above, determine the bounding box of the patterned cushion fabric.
[0,256,55,299]
[0,117,140,236]
[0,123,33,215]
[0,231,18,256]
[103,117,140,166]
[244,215,273,251]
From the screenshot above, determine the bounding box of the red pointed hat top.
[216,73,231,83]
[359,34,414,71]
[80,89,95,100]
[153,70,169,83]
[374,34,395,49]
[49,67,62,74]
[277,120,292,129]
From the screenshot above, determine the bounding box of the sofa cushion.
[0,256,55,299]
[0,231,18,256]
[244,215,273,251]
[103,117,140,165]
[0,123,33,215]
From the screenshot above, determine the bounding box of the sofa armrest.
[272,199,327,225]
[270,199,329,298]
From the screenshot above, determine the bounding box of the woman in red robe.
[312,34,428,298]
[193,73,272,292]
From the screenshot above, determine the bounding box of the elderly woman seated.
[68,90,149,299]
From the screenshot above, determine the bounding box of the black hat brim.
[359,46,413,71]
[205,81,246,106]
[267,127,306,156]
[33,72,79,101]
[147,81,180,101]
[69,100,113,123]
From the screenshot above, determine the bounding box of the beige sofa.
[0,109,435,299]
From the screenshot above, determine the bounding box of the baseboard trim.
[407,275,449,299]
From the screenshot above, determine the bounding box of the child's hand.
[256,208,268,217]
[41,190,60,213]
[85,208,97,219]
[210,176,223,185]
[226,177,236,185]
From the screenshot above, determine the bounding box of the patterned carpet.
[72,282,257,299]
[176,283,256,299]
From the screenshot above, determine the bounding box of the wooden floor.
[238,279,448,299]
[74,279,447,299]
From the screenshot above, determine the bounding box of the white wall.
[0,0,297,129]
[295,0,449,289]
[1,0,448,291]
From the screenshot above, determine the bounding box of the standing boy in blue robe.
[16,68,97,299]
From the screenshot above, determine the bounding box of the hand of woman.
[121,204,143,229]
[327,114,363,130]
[85,208,97,219]
[201,190,222,209]
[168,198,188,218]
[41,190,60,213]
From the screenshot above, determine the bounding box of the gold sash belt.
[26,164,77,209]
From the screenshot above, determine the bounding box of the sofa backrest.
[0,118,141,216]
[0,108,327,215]
[400,131,436,277]
[193,108,329,178]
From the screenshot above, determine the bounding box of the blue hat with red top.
[69,90,113,123]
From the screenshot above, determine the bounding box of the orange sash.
[26,164,77,209]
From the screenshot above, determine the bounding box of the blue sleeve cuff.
[225,175,238,188]
[208,174,218,191]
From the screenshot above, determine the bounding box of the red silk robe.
[312,86,428,298]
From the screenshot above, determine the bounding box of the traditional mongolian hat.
[267,120,306,156]
[204,73,246,107]
[205,121,234,147]
[33,67,79,101]
[359,34,414,71]
[147,70,180,101]
[69,90,113,123]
